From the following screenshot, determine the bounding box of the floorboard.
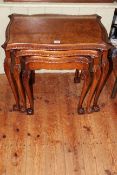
[0,73,117,175]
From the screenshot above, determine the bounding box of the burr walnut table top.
[3,14,111,51]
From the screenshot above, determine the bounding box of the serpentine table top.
[3,14,110,51]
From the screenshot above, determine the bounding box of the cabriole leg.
[111,78,117,98]
[13,63,26,112]
[78,70,91,114]
[22,70,34,115]
[86,65,101,113]
[93,50,109,111]
[4,50,20,111]
[74,69,81,83]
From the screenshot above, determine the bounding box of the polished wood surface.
[4,14,109,50]
[3,14,111,114]
[0,73,117,175]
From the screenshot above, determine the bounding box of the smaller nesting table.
[2,14,111,115]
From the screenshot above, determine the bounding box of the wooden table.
[2,14,111,114]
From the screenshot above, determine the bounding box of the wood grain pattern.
[0,73,117,175]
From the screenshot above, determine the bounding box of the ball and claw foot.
[13,104,20,111]
[92,105,100,112]
[27,108,34,115]
[20,106,26,113]
[78,107,85,114]
[86,107,94,114]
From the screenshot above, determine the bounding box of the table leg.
[86,65,101,113]
[4,50,20,111]
[74,69,81,83]
[13,54,26,112]
[30,71,35,100]
[111,78,117,98]
[78,70,91,114]
[30,70,35,84]
[22,70,34,115]
[92,50,109,112]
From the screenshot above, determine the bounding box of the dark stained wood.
[0,73,117,175]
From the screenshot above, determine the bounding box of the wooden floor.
[0,73,117,175]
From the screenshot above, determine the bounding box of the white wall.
[0,2,116,73]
